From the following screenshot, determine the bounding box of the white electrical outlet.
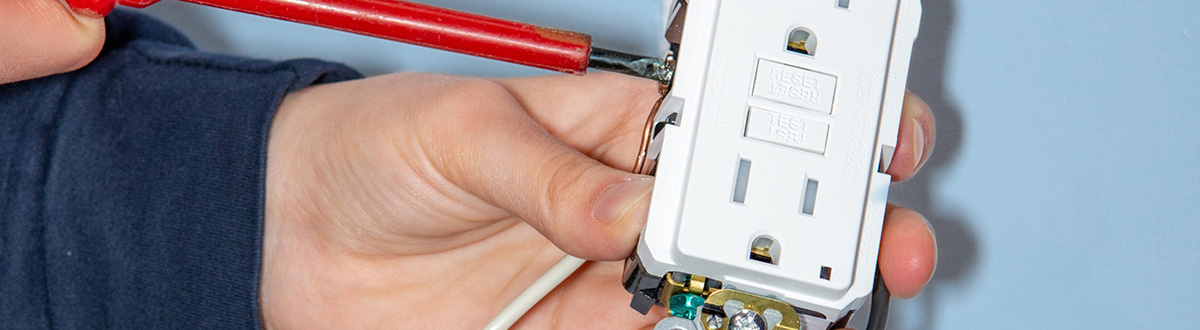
[624,0,922,329]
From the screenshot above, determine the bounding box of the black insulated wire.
[865,268,891,330]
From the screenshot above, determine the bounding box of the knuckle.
[539,151,597,222]
[441,77,513,110]
[416,76,522,140]
[432,78,522,134]
[536,153,633,260]
[615,78,663,120]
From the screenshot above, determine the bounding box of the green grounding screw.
[668,293,706,320]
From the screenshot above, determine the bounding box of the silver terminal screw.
[655,316,699,330]
[727,309,767,330]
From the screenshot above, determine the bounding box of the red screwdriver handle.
[66,0,119,17]
[117,0,161,7]
[76,0,594,74]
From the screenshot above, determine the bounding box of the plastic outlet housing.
[628,0,922,326]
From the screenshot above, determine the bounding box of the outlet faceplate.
[629,0,922,325]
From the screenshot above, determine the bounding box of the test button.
[745,107,830,154]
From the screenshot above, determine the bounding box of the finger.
[407,75,653,260]
[885,91,936,181]
[0,0,108,84]
[878,205,937,299]
[495,73,662,171]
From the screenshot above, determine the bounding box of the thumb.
[0,0,109,84]
[414,78,653,261]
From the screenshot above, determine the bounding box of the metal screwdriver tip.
[588,47,674,83]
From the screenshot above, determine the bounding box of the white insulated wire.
[482,255,586,330]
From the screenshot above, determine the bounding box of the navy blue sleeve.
[0,10,362,329]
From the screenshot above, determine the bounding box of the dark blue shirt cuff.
[1,9,362,329]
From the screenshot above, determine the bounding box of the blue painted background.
[140,0,1200,328]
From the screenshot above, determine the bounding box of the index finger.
[886,91,937,181]
[495,73,662,171]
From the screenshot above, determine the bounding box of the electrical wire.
[482,255,586,330]
[864,268,891,330]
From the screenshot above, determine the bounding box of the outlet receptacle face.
[638,0,921,320]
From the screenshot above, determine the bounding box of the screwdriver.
[67,0,672,82]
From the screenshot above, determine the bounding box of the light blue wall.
[889,1,1200,329]
[140,1,1200,328]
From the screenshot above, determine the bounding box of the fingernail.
[922,214,939,272]
[66,0,116,18]
[592,177,654,224]
[910,118,925,172]
[921,212,937,245]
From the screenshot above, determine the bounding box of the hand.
[260,72,937,329]
[0,0,111,84]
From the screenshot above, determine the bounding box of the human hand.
[260,72,936,329]
[0,0,112,84]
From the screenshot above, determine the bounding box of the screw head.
[727,309,766,330]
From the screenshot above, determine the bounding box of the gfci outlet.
[623,0,922,329]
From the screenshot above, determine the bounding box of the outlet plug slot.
[750,236,780,265]
[786,28,817,56]
[732,158,752,204]
[836,0,850,9]
[801,178,819,215]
